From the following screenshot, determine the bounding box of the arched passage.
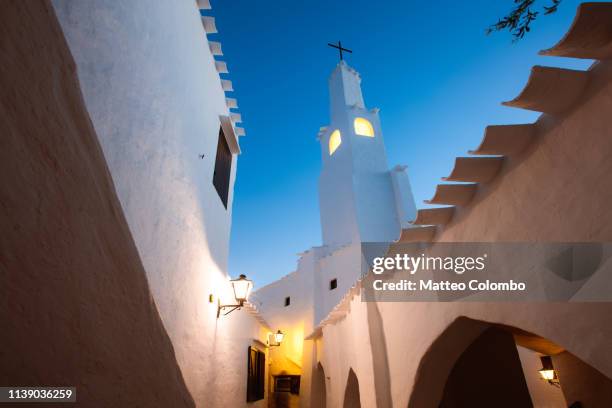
[408,317,612,408]
[312,363,327,408]
[438,325,532,407]
[343,368,361,408]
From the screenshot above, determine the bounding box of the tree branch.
[487,0,562,41]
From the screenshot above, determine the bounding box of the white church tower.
[318,60,417,247]
[254,59,419,399]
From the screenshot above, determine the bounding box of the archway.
[343,368,361,408]
[408,317,612,408]
[438,326,532,407]
[312,363,327,408]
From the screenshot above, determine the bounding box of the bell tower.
[318,60,417,248]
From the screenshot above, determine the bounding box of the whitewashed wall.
[253,252,317,368]
[319,297,379,408]
[50,1,267,406]
[314,243,363,324]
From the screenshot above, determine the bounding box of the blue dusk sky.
[208,0,595,287]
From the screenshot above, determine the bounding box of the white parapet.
[209,41,223,56]
[215,61,228,74]
[197,0,211,10]
[201,16,217,34]
[502,66,589,114]
[225,97,238,109]
[235,127,246,137]
[221,79,233,92]
[230,113,242,124]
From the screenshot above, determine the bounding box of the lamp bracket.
[217,299,244,318]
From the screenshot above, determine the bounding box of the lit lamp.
[268,330,285,347]
[538,356,560,386]
[217,274,253,318]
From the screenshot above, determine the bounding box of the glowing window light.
[539,369,555,381]
[354,117,375,137]
[329,130,342,155]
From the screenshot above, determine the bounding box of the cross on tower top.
[327,41,352,61]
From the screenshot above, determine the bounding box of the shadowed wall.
[439,327,532,408]
[0,2,194,406]
[343,369,361,408]
[554,351,612,407]
[48,1,271,404]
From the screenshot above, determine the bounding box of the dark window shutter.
[257,349,265,398]
[247,347,265,402]
[213,126,232,208]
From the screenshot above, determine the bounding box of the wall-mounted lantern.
[538,356,560,387]
[217,274,253,318]
[268,330,285,347]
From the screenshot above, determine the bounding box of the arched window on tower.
[354,117,375,137]
[329,129,342,155]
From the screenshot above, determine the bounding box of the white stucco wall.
[314,292,612,407]
[255,242,364,339]
[50,1,267,406]
[319,297,379,408]
[253,252,317,371]
[314,243,363,324]
[251,254,317,406]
